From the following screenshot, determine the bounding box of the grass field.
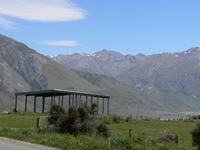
[0,112,198,150]
[108,120,196,149]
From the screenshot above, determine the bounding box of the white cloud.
[0,0,86,22]
[0,17,16,29]
[41,40,80,46]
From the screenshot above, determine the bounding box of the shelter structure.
[15,89,110,114]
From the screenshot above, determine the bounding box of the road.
[0,137,60,150]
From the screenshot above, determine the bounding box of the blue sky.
[0,0,200,56]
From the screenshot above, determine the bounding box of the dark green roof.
[15,89,110,98]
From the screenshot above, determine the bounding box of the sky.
[0,0,200,56]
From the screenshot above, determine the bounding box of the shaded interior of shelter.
[15,89,110,114]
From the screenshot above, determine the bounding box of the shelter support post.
[107,97,109,114]
[58,96,61,105]
[69,95,71,107]
[25,95,27,112]
[42,96,45,113]
[34,96,36,113]
[91,96,93,106]
[15,95,18,112]
[51,96,53,105]
[86,96,88,105]
[72,95,74,105]
[61,95,63,106]
[97,97,99,114]
[102,97,104,114]
[75,95,78,106]
[53,93,56,104]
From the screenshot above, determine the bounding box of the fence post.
[37,117,39,128]
[175,135,179,145]
[129,128,132,138]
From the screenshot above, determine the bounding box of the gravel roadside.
[0,137,60,150]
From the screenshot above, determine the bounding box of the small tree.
[59,105,95,136]
[48,103,110,137]
[48,104,66,127]
[191,123,200,149]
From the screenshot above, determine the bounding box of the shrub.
[96,123,111,138]
[48,104,66,128]
[191,122,200,149]
[157,134,179,145]
[59,106,81,135]
[48,103,109,137]
[90,103,97,114]
[112,115,120,123]
[59,105,95,136]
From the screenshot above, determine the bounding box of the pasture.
[0,112,198,150]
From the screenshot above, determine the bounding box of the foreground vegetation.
[0,112,198,150]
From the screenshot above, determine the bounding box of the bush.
[191,122,200,149]
[112,115,120,123]
[157,134,178,145]
[48,103,110,137]
[59,105,95,136]
[48,104,66,129]
[90,103,97,114]
[96,123,111,138]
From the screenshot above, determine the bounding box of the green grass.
[0,128,109,150]
[0,113,198,150]
[0,112,41,128]
[108,120,196,149]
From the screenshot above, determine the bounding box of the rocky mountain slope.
[1,34,200,117]
[49,50,145,76]
[116,47,200,93]
[0,34,100,112]
[49,47,200,94]
[49,47,200,117]
[0,34,157,117]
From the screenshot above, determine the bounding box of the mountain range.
[0,34,149,117]
[1,34,200,118]
[49,47,200,117]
